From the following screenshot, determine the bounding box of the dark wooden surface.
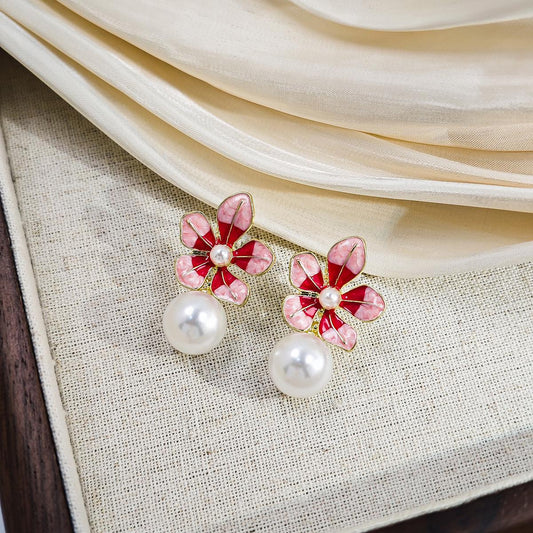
[0,192,532,533]
[0,199,73,533]
[373,482,533,533]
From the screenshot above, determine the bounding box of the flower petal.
[180,212,216,251]
[217,193,253,247]
[289,253,324,293]
[232,240,273,275]
[175,254,213,289]
[283,295,320,331]
[340,285,385,321]
[211,267,249,305]
[327,237,366,289]
[319,310,357,351]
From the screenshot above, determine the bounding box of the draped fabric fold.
[289,0,533,31]
[54,0,533,150]
[3,0,533,213]
[0,0,532,277]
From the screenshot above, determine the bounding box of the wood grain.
[0,198,72,533]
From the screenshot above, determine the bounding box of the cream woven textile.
[2,53,533,533]
[1,1,533,277]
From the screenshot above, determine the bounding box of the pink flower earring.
[269,237,385,398]
[163,193,274,354]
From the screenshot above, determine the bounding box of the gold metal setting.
[175,192,275,307]
[282,236,385,352]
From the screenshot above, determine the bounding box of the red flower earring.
[269,237,385,398]
[163,193,274,354]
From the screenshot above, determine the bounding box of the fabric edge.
[0,120,91,532]
[356,470,533,532]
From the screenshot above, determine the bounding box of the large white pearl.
[318,286,342,310]
[163,292,227,355]
[269,332,333,398]
[209,244,233,267]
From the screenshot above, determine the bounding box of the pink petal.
[232,240,273,275]
[327,237,366,289]
[289,253,324,293]
[217,193,253,247]
[175,254,213,289]
[319,310,357,351]
[283,295,320,331]
[180,212,216,251]
[211,267,249,305]
[340,285,385,321]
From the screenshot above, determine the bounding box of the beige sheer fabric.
[0,0,532,276]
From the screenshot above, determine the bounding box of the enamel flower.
[282,237,385,351]
[175,193,273,305]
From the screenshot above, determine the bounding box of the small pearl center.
[318,287,341,310]
[209,244,233,267]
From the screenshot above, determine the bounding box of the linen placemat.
[1,53,532,532]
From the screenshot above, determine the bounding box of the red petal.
[217,193,253,247]
[340,285,385,321]
[289,253,324,293]
[327,237,366,289]
[232,240,273,275]
[283,295,320,331]
[211,267,249,305]
[175,254,213,289]
[319,310,357,351]
[180,212,216,251]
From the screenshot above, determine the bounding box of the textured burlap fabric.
[1,53,533,532]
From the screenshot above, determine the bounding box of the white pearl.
[269,332,333,398]
[209,244,233,267]
[318,286,342,310]
[163,292,227,355]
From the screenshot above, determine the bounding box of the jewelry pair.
[163,193,385,398]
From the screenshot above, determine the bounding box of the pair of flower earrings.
[163,193,385,398]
